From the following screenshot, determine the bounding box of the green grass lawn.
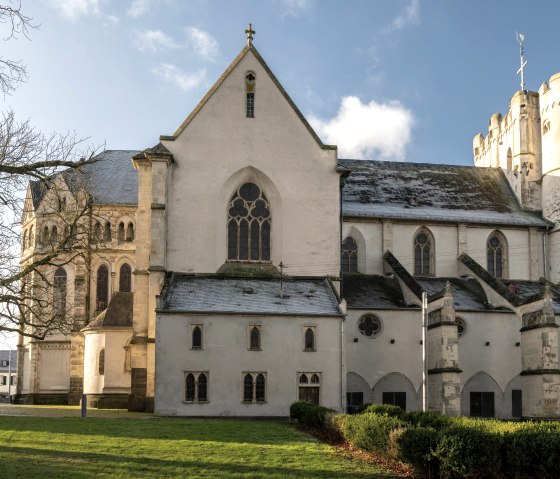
[0,416,395,478]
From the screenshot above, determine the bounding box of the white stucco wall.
[155,313,343,416]
[162,50,340,277]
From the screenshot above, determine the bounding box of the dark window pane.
[299,386,320,405]
[117,223,125,242]
[98,349,105,375]
[299,374,308,384]
[228,219,238,260]
[198,373,207,401]
[382,392,406,410]
[246,93,255,118]
[243,374,253,402]
[310,374,320,384]
[119,264,132,292]
[240,183,260,201]
[126,223,134,241]
[250,327,260,350]
[250,220,260,260]
[192,326,202,349]
[96,265,109,310]
[186,374,195,401]
[104,222,112,242]
[342,252,349,273]
[512,389,522,418]
[304,328,314,351]
[239,219,249,260]
[346,392,364,413]
[255,374,265,402]
[261,221,270,261]
[53,267,67,317]
[482,392,495,418]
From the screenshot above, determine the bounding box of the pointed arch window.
[243,374,253,402]
[304,327,315,351]
[192,325,202,349]
[342,237,358,273]
[117,222,125,242]
[23,230,27,250]
[29,226,34,247]
[228,183,271,262]
[299,372,320,405]
[249,326,261,350]
[53,267,67,318]
[245,72,255,118]
[243,372,266,403]
[93,222,102,244]
[184,372,209,402]
[126,222,134,242]
[96,265,109,310]
[98,349,105,375]
[487,231,508,278]
[414,228,434,277]
[42,225,49,245]
[103,222,112,242]
[119,263,132,292]
[51,225,58,244]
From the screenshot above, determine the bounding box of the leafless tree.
[0,2,97,339]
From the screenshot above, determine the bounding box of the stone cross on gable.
[245,23,255,46]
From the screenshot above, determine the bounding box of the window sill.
[248,348,262,352]
[303,349,316,353]
[242,401,268,405]
[190,347,203,351]
[183,400,209,404]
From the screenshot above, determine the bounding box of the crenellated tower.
[473,91,542,211]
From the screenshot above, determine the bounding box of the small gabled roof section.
[132,142,173,161]
[160,45,336,151]
[83,292,133,330]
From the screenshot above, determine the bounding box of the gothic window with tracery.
[250,326,261,350]
[342,237,358,273]
[119,263,132,292]
[228,183,271,262]
[243,372,266,403]
[184,372,208,402]
[246,72,255,118]
[414,228,434,277]
[487,231,507,278]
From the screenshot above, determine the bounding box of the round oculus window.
[358,315,381,338]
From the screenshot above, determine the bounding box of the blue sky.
[3,0,560,165]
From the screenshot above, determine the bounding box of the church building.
[16,28,560,419]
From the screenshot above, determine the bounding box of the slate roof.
[505,280,560,315]
[338,159,550,227]
[65,150,140,205]
[158,275,342,316]
[30,150,140,209]
[343,274,497,312]
[84,292,134,329]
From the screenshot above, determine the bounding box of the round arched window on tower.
[358,314,382,338]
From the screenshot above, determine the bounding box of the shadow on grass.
[0,445,398,479]
[0,417,308,445]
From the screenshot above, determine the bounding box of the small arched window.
[22,230,27,250]
[243,374,253,402]
[192,326,202,349]
[42,225,49,245]
[93,222,102,244]
[228,183,271,262]
[342,237,358,273]
[304,327,315,351]
[96,265,109,310]
[250,326,261,350]
[53,267,67,318]
[255,374,265,402]
[197,373,208,402]
[245,72,255,118]
[126,222,134,242]
[414,228,434,277]
[506,148,512,171]
[119,263,132,292]
[98,349,105,375]
[103,222,112,242]
[51,226,58,244]
[185,373,195,401]
[487,231,507,278]
[117,222,125,242]
[29,226,34,247]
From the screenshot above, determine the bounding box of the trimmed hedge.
[289,401,335,428]
[290,401,560,478]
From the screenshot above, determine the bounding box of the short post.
[422,292,428,412]
[81,394,87,417]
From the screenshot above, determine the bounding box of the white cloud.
[48,0,103,21]
[134,30,180,52]
[105,14,119,25]
[382,0,420,34]
[152,64,207,93]
[187,27,219,60]
[127,0,156,17]
[309,96,414,161]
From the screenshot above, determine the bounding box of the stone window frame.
[303,326,316,352]
[191,324,203,350]
[413,226,435,277]
[456,317,467,339]
[183,371,209,403]
[248,324,262,351]
[298,372,321,405]
[486,230,508,279]
[358,314,382,339]
[242,371,267,404]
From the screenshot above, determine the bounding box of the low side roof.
[84,292,133,329]
[159,275,342,316]
[339,159,550,227]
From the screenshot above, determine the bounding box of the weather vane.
[516,32,527,91]
[245,23,255,47]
